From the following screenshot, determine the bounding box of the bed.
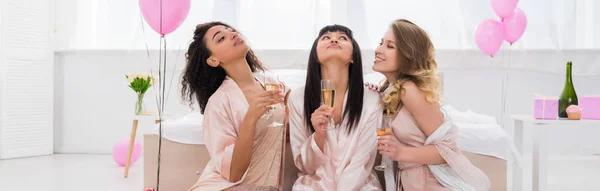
[143,70,517,191]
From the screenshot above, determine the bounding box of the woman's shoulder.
[399,81,429,105]
[362,86,381,110]
[400,80,418,91]
[288,86,305,103]
[206,79,236,108]
[286,86,305,113]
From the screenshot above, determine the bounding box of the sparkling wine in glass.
[375,116,393,171]
[321,80,336,130]
[263,73,284,127]
[264,77,280,109]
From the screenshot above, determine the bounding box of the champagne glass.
[321,80,336,130]
[263,72,284,127]
[375,116,393,171]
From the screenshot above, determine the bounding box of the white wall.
[54,49,600,155]
[0,0,55,159]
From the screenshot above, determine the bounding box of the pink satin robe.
[392,108,490,191]
[188,75,288,191]
[288,86,383,191]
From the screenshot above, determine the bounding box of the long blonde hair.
[380,19,442,117]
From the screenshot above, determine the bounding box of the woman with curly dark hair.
[183,21,290,191]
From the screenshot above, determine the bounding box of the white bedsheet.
[443,105,523,167]
[150,104,522,167]
[151,112,204,145]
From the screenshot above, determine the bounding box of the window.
[55,0,600,50]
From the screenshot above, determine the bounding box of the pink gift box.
[534,97,558,119]
[580,96,600,120]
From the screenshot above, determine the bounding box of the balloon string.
[165,43,181,102]
[139,10,160,111]
[500,44,511,128]
[156,38,163,191]
[163,38,167,114]
[156,35,167,191]
[156,0,163,190]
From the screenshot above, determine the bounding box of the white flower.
[126,72,135,83]
[126,72,156,91]
[151,75,158,84]
[140,72,149,80]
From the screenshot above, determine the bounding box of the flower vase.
[135,93,147,115]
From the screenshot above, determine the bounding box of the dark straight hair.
[303,24,364,134]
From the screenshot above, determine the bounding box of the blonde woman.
[372,19,490,191]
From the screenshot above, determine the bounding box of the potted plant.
[126,72,157,115]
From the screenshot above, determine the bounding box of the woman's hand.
[364,82,380,92]
[246,90,284,121]
[310,105,334,137]
[377,134,405,161]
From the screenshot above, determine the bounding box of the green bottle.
[558,61,578,118]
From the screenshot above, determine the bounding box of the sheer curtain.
[54,0,600,50]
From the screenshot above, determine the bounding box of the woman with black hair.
[182,21,290,191]
[287,24,383,190]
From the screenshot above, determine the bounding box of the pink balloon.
[475,19,504,57]
[490,0,519,19]
[139,0,191,36]
[112,138,142,167]
[502,8,527,45]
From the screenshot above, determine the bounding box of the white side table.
[124,114,171,178]
[509,115,600,191]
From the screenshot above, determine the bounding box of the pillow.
[151,112,204,144]
[272,70,387,89]
[364,72,385,84]
[271,69,307,90]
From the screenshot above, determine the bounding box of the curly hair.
[380,19,442,117]
[181,21,265,114]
